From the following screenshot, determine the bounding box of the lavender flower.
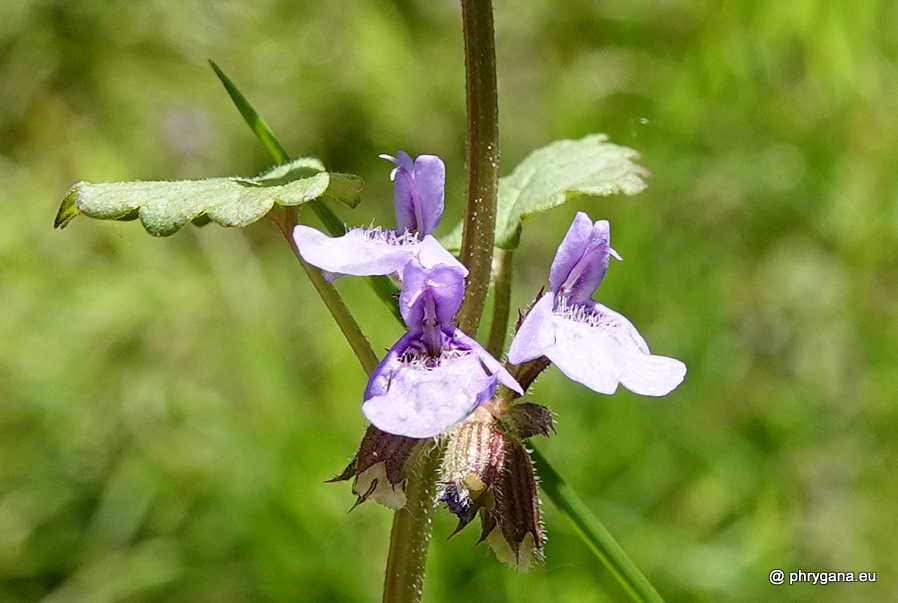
[363,262,522,438]
[508,212,686,396]
[292,152,465,281]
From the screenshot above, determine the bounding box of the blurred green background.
[2,0,896,601]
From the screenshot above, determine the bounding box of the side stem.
[486,248,513,357]
[457,0,499,335]
[272,208,378,374]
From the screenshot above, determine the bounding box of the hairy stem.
[382,442,441,603]
[382,2,500,599]
[457,0,499,335]
[276,205,437,603]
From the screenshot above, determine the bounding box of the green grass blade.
[531,446,666,603]
[209,59,345,237]
[209,60,290,164]
[210,61,349,233]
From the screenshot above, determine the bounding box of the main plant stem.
[457,0,499,335]
[382,443,441,603]
[382,1,500,601]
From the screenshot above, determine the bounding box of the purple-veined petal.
[397,266,427,331]
[383,152,446,236]
[364,333,411,399]
[548,213,621,303]
[508,295,686,396]
[362,351,498,438]
[454,330,523,395]
[399,262,467,334]
[548,212,595,293]
[292,225,419,280]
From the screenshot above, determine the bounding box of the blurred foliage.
[2,0,897,601]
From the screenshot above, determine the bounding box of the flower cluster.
[295,152,686,569]
[294,152,519,439]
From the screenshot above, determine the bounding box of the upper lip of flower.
[548,213,621,303]
[380,151,446,237]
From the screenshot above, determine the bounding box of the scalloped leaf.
[442,135,648,250]
[54,157,363,236]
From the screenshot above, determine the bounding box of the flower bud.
[329,425,428,509]
[436,403,550,570]
[436,410,506,528]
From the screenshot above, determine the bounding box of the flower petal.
[399,262,467,332]
[548,213,619,303]
[455,330,523,394]
[363,352,498,438]
[509,296,686,396]
[416,235,468,276]
[386,151,416,233]
[411,155,446,235]
[364,333,409,400]
[292,225,417,280]
[547,212,595,294]
[507,294,558,365]
[385,152,446,236]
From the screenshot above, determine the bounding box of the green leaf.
[531,447,666,603]
[209,60,290,164]
[321,172,365,208]
[443,134,648,250]
[209,57,401,324]
[54,157,358,236]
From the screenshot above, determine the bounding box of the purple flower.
[363,262,522,438]
[292,151,465,281]
[508,212,686,396]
